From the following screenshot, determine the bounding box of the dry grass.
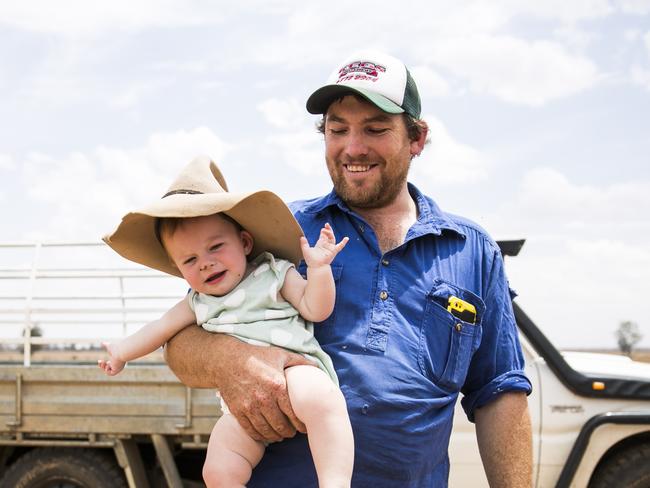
[564,348,650,364]
[631,350,650,363]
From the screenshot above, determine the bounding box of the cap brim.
[306,85,404,115]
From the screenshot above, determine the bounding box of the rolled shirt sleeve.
[461,245,532,422]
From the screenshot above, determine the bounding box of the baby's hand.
[97,341,126,376]
[300,223,349,268]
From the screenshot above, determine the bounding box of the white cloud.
[617,0,650,14]
[465,165,650,354]
[0,155,14,203]
[0,1,223,37]
[257,98,306,130]
[624,31,650,89]
[622,31,650,89]
[12,38,177,112]
[631,65,650,89]
[429,36,600,106]
[151,60,212,75]
[108,80,169,111]
[624,28,643,42]
[499,0,614,21]
[20,127,231,240]
[517,167,649,225]
[239,2,609,106]
[264,130,326,177]
[412,115,488,184]
[3,0,649,352]
[410,66,451,98]
[1,1,617,41]
[486,167,650,271]
[0,155,15,170]
[499,163,650,349]
[3,1,612,114]
[567,238,650,270]
[17,45,89,109]
[256,97,328,177]
[552,25,597,51]
[507,236,650,348]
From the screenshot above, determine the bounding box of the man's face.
[323,96,420,209]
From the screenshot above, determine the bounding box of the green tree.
[615,321,642,356]
[19,324,44,353]
[31,324,43,352]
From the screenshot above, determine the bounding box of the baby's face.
[162,214,253,296]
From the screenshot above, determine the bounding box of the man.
[166,50,533,487]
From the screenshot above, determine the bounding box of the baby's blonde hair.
[155,213,245,251]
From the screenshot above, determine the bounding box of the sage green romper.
[187,252,338,386]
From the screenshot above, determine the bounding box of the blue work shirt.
[249,184,532,487]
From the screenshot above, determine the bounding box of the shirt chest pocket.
[418,279,484,391]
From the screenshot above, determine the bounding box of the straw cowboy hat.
[103,155,304,277]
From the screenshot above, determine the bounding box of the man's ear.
[409,121,429,158]
[240,230,254,255]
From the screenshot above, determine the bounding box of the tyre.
[0,447,127,488]
[589,443,650,488]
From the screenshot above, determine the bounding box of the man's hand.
[165,325,313,442]
[219,345,313,442]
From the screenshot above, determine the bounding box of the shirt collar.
[302,183,466,239]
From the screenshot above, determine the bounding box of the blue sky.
[1,0,649,349]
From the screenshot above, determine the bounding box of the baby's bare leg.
[286,365,354,488]
[203,413,265,488]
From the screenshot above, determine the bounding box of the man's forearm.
[164,323,313,441]
[475,391,533,487]
[164,324,235,388]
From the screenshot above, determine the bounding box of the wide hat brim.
[103,158,304,278]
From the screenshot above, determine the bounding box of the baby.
[100,156,354,488]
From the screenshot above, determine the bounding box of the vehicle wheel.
[589,443,650,488]
[0,447,127,488]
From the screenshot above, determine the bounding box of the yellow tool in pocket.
[447,296,476,324]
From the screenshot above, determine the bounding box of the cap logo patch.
[337,61,386,84]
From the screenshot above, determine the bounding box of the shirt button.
[361,404,369,415]
[455,323,463,332]
[381,259,389,266]
[342,345,348,350]
[379,291,388,300]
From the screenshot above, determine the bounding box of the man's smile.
[344,164,377,173]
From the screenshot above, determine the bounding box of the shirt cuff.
[461,370,532,422]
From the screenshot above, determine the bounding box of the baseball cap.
[306,50,421,118]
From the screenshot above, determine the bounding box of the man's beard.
[328,158,411,209]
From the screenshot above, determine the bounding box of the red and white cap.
[306,50,421,118]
